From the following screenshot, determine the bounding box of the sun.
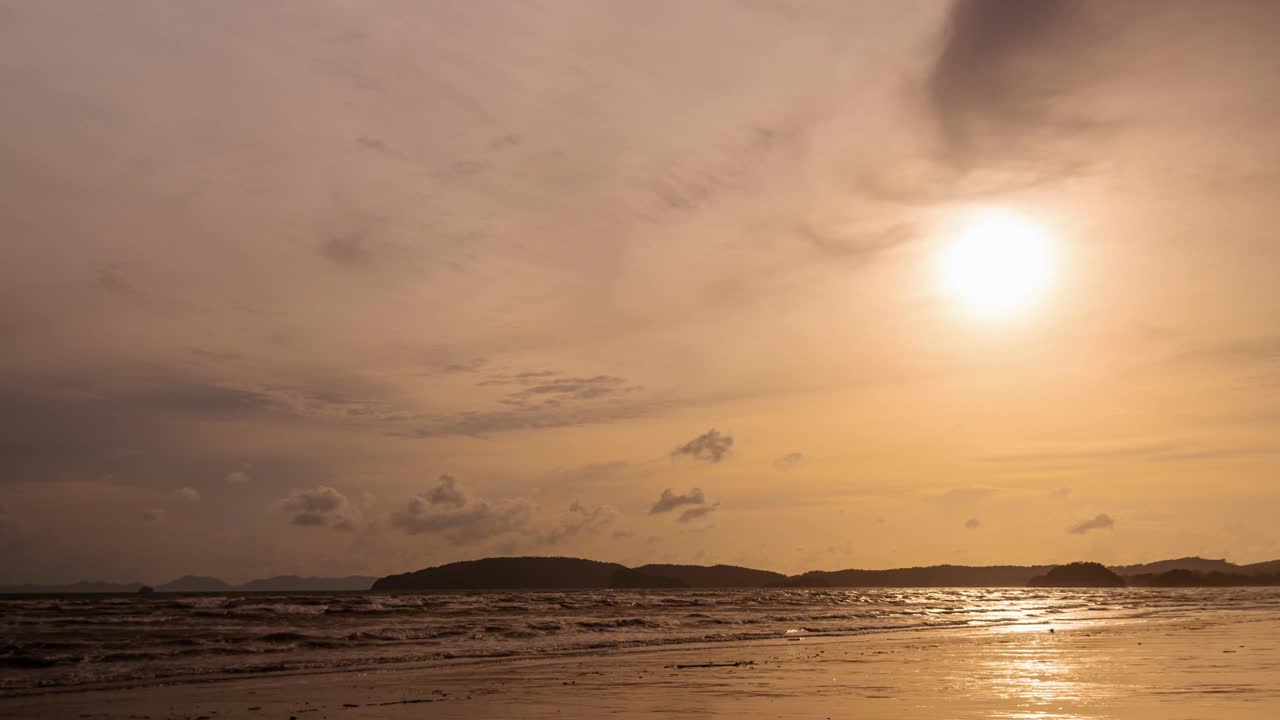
[938,209,1056,319]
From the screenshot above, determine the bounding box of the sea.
[4,587,1280,695]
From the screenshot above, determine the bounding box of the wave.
[5,587,1280,695]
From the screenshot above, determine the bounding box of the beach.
[5,609,1278,719]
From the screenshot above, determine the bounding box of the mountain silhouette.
[784,564,1053,588]
[8,556,1280,594]
[633,564,785,587]
[1028,562,1127,588]
[372,557,689,590]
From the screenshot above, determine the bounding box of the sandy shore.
[5,613,1279,719]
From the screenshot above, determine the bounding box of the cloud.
[142,508,168,523]
[929,0,1092,167]
[224,470,251,485]
[932,487,995,504]
[321,234,373,268]
[391,475,532,544]
[177,487,201,501]
[671,429,734,463]
[124,383,276,416]
[678,503,719,523]
[425,474,466,507]
[773,452,805,470]
[394,401,649,439]
[275,486,357,531]
[964,517,981,529]
[505,375,637,404]
[649,488,707,515]
[537,501,618,545]
[1067,513,1115,535]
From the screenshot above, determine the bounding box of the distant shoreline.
[9,555,1280,593]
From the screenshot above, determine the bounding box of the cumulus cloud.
[1067,513,1115,535]
[224,470,251,485]
[537,501,618,545]
[275,486,356,531]
[142,508,168,523]
[649,488,707,515]
[678,503,719,523]
[774,452,805,469]
[425,474,467,507]
[177,487,201,501]
[391,475,532,544]
[671,429,734,463]
[965,517,981,529]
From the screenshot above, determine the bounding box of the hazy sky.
[3,0,1280,583]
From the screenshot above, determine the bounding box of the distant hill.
[0,580,145,594]
[1029,562,1127,588]
[157,575,232,592]
[236,575,375,592]
[784,565,1052,588]
[1,575,375,594]
[372,557,690,591]
[1111,557,1242,576]
[1127,569,1280,587]
[1240,559,1280,575]
[11,555,1280,594]
[634,564,786,587]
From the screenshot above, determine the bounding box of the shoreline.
[5,613,1279,719]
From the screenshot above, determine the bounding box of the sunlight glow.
[939,209,1056,319]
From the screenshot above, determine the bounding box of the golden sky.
[3,1,1279,583]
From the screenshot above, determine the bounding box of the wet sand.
[5,614,1278,719]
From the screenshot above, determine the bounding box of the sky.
[3,0,1280,584]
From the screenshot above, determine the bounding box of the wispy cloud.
[1067,513,1115,535]
[773,452,805,470]
[650,488,706,515]
[671,430,734,464]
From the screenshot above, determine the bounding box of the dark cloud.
[671,429,734,463]
[321,234,373,268]
[142,508,168,523]
[507,375,635,404]
[649,488,707,515]
[394,402,649,439]
[678,503,719,523]
[929,0,1094,167]
[391,475,532,544]
[537,501,618,545]
[123,383,276,417]
[275,486,356,531]
[964,517,981,529]
[1067,513,1115,535]
[425,474,466,507]
[773,452,805,470]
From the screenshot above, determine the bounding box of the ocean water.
[3,587,1279,694]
